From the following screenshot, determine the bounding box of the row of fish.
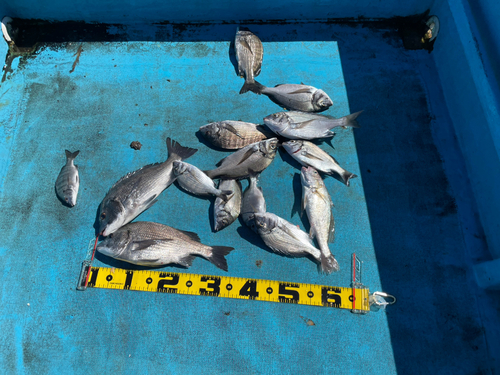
[54,27,361,275]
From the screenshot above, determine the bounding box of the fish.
[199,121,273,149]
[282,140,357,186]
[240,175,266,232]
[235,28,264,94]
[300,166,339,273]
[98,138,197,237]
[204,138,279,180]
[55,150,80,207]
[263,110,362,140]
[245,83,334,113]
[173,161,233,201]
[253,212,335,274]
[96,221,234,271]
[214,179,242,232]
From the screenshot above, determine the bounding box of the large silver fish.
[263,110,362,140]
[199,121,273,149]
[235,28,263,94]
[253,212,336,274]
[173,161,233,201]
[246,83,333,113]
[204,138,278,180]
[240,175,266,232]
[282,140,357,186]
[214,179,242,232]
[96,221,234,271]
[301,166,339,273]
[98,138,197,237]
[55,150,80,207]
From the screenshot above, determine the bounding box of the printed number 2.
[278,283,300,303]
[199,276,221,296]
[239,280,259,299]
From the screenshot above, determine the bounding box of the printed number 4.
[239,280,259,299]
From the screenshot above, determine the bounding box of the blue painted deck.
[0,22,498,374]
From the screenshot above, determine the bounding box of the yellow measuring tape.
[80,266,370,312]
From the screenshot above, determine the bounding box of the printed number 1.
[239,280,259,299]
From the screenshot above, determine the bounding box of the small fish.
[173,161,233,201]
[263,110,362,140]
[246,83,334,113]
[241,175,266,232]
[55,150,80,207]
[282,140,357,186]
[199,121,273,149]
[301,166,339,273]
[214,179,242,232]
[204,138,279,180]
[253,212,335,274]
[235,28,264,94]
[96,221,234,271]
[98,138,197,237]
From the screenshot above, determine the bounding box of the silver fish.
[282,140,357,186]
[55,150,80,207]
[241,175,266,232]
[98,138,197,237]
[204,138,278,180]
[247,83,333,113]
[214,179,242,232]
[96,221,234,271]
[235,28,264,94]
[301,166,339,273]
[263,110,362,140]
[173,161,233,201]
[254,212,335,274]
[199,121,273,149]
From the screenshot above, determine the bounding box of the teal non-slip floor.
[0,22,496,374]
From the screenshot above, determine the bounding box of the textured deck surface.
[0,23,495,374]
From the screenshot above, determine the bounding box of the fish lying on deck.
[235,28,264,95]
[55,150,80,207]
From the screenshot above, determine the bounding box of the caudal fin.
[218,190,234,202]
[240,80,265,95]
[339,110,363,128]
[208,246,235,271]
[318,253,340,275]
[341,171,358,187]
[203,169,217,179]
[65,150,80,161]
[166,138,198,160]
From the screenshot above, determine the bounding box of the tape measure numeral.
[278,283,300,304]
[199,276,221,296]
[239,280,259,300]
[322,287,342,307]
[157,273,179,294]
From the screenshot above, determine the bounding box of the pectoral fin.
[131,239,173,251]
[288,88,312,94]
[223,124,243,138]
[302,151,324,161]
[293,119,316,129]
[236,148,256,166]
[241,39,253,55]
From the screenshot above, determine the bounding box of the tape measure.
[77,266,370,312]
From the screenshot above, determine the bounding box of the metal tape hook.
[369,291,396,311]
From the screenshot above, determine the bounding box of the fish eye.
[100,212,106,220]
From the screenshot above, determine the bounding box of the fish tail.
[166,137,198,161]
[340,110,363,128]
[65,150,80,160]
[208,246,235,271]
[219,190,234,202]
[203,169,216,179]
[318,253,340,275]
[239,79,264,95]
[341,171,358,187]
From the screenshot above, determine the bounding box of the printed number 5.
[278,283,299,303]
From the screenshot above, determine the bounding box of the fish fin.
[203,169,218,179]
[328,214,335,243]
[293,119,317,129]
[219,190,234,202]
[240,38,253,54]
[309,226,315,239]
[287,88,312,94]
[131,239,172,251]
[166,137,198,161]
[178,254,196,268]
[177,229,201,242]
[236,148,257,166]
[137,259,161,264]
[223,124,244,138]
[301,196,306,216]
[302,151,324,161]
[143,195,158,210]
[317,253,340,274]
[341,171,357,187]
[239,80,265,95]
[338,111,363,128]
[65,150,80,160]
[207,246,235,271]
